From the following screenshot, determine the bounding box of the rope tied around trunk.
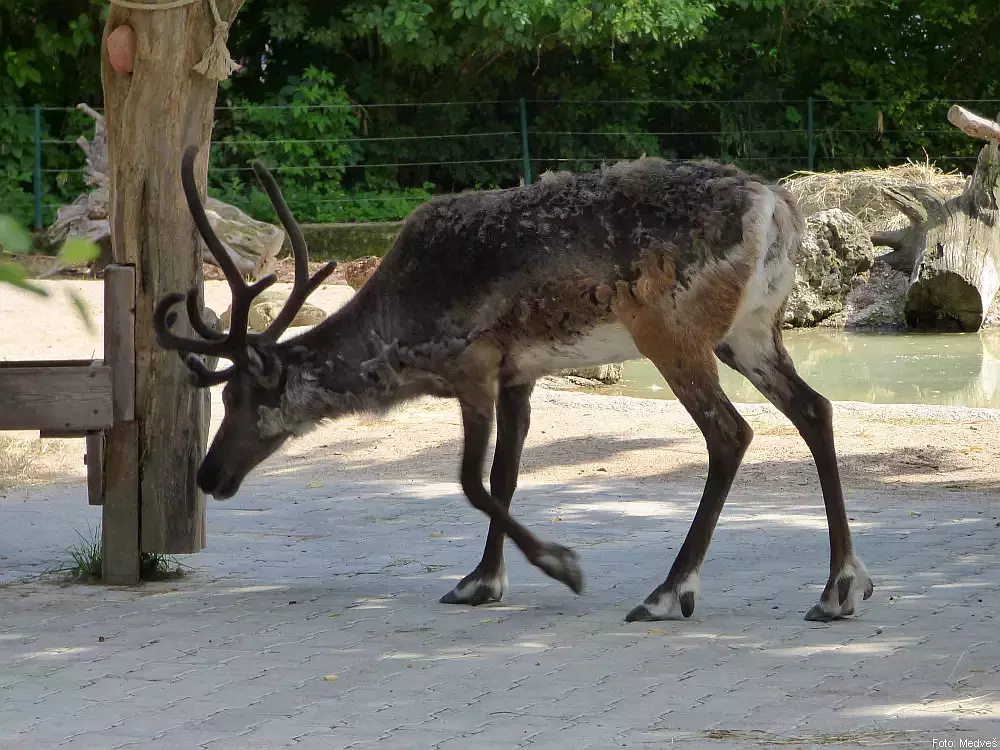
[107,0,238,80]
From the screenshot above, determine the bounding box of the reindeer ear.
[246,346,266,373]
[360,338,401,390]
[246,346,282,389]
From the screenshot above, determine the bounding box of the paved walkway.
[2,452,999,748]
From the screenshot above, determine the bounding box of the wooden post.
[101,0,244,554]
[86,432,105,506]
[105,264,136,423]
[101,264,139,581]
[102,421,140,584]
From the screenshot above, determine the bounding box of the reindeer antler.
[248,159,338,344]
[153,146,337,386]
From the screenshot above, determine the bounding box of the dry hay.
[0,434,83,491]
[781,160,968,235]
[0,435,48,491]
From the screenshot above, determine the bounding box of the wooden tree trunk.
[873,106,1000,332]
[46,103,279,280]
[103,0,244,554]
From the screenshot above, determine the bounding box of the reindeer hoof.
[439,569,507,606]
[535,543,584,595]
[624,604,657,622]
[625,576,699,622]
[804,603,839,622]
[805,556,873,622]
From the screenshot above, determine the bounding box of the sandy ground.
[3,279,1000,747]
[2,278,1000,499]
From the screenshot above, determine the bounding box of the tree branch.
[871,228,909,253]
[948,105,1000,142]
[881,184,949,226]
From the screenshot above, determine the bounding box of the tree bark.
[46,103,278,280]
[875,106,1000,332]
[102,0,244,554]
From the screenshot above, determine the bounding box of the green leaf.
[57,237,100,267]
[785,106,802,124]
[0,215,33,253]
[66,289,96,335]
[0,261,48,296]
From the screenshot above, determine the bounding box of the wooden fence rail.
[0,264,140,583]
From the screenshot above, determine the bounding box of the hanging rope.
[107,0,239,81]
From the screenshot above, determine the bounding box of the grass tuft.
[49,523,188,583]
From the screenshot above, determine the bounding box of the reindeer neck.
[284,284,382,363]
[276,284,430,408]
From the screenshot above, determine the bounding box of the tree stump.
[873,106,1000,332]
[102,0,245,555]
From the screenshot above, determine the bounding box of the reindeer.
[155,146,874,623]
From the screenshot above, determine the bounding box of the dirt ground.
[1,278,999,504]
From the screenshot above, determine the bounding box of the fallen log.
[876,106,1000,331]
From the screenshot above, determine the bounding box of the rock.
[342,256,381,290]
[219,290,327,333]
[559,363,624,384]
[204,198,283,280]
[842,260,908,329]
[785,209,875,327]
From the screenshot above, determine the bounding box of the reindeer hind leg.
[716,316,873,621]
[612,268,753,622]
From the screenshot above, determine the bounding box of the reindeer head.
[154,146,337,499]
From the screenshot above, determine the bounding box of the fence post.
[807,96,815,171]
[719,110,727,163]
[519,97,532,186]
[33,104,43,230]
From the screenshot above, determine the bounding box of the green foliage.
[0,2,104,224]
[0,214,32,252]
[57,236,99,265]
[0,213,100,333]
[0,213,45,294]
[213,66,358,190]
[55,525,103,582]
[0,260,45,296]
[1,0,998,223]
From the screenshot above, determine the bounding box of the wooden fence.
[0,264,140,583]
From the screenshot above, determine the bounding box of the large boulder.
[203,198,283,280]
[219,290,327,334]
[842,260,908,330]
[785,209,875,327]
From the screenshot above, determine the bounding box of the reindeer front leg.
[441,381,534,606]
[449,380,583,599]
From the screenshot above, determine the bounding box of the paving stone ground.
[3,440,999,749]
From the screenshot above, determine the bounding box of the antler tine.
[256,260,338,344]
[252,158,309,282]
[154,293,233,357]
[180,146,285,360]
[249,158,338,343]
[181,146,248,292]
[181,353,235,387]
[226,273,279,349]
[185,288,226,340]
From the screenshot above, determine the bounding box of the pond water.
[604,330,1000,409]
